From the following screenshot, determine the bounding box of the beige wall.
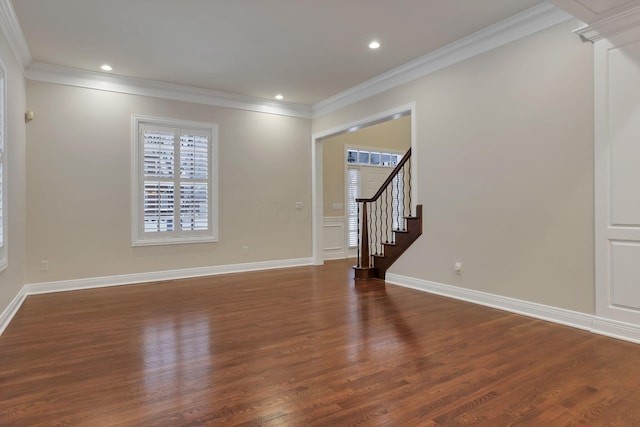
[26,82,311,282]
[313,20,595,314]
[0,35,27,314]
[322,116,411,217]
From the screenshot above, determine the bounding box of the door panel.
[595,31,640,327]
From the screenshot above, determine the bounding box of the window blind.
[347,167,360,247]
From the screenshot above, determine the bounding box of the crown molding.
[0,0,572,120]
[26,63,312,118]
[311,2,572,118]
[0,0,310,118]
[0,0,31,72]
[574,5,640,42]
[548,0,599,23]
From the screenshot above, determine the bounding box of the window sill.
[132,236,218,247]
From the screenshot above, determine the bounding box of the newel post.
[354,201,375,280]
[360,202,370,269]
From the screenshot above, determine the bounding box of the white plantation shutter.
[180,131,209,231]
[143,127,175,177]
[179,132,209,232]
[180,182,208,231]
[180,133,208,180]
[133,117,218,246]
[144,181,175,232]
[142,125,176,233]
[347,167,360,247]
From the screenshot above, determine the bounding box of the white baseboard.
[0,287,27,335]
[592,317,640,344]
[386,273,640,345]
[26,257,313,295]
[0,257,312,335]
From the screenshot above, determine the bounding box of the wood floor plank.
[1,259,640,426]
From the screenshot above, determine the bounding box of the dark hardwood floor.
[2,259,640,426]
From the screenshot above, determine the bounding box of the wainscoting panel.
[323,217,347,260]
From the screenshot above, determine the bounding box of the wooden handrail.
[355,147,411,203]
[355,147,412,279]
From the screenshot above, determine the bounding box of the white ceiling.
[12,0,546,106]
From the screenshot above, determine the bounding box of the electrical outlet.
[454,262,462,274]
[242,246,249,255]
[40,260,49,271]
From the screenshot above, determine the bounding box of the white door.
[595,30,640,335]
[360,166,389,199]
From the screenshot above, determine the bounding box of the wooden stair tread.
[373,204,423,279]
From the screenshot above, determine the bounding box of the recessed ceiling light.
[100,64,113,71]
[369,41,381,50]
[275,94,284,100]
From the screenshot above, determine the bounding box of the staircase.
[353,148,422,280]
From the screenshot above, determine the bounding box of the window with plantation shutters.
[132,116,218,246]
[347,167,360,247]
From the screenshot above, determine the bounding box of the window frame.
[0,59,6,272]
[131,115,218,246]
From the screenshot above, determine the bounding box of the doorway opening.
[311,104,416,265]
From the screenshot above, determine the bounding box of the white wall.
[0,33,27,320]
[313,20,595,314]
[26,82,312,283]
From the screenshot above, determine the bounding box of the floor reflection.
[142,314,212,399]
[348,281,426,369]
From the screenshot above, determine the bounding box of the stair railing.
[355,147,412,277]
